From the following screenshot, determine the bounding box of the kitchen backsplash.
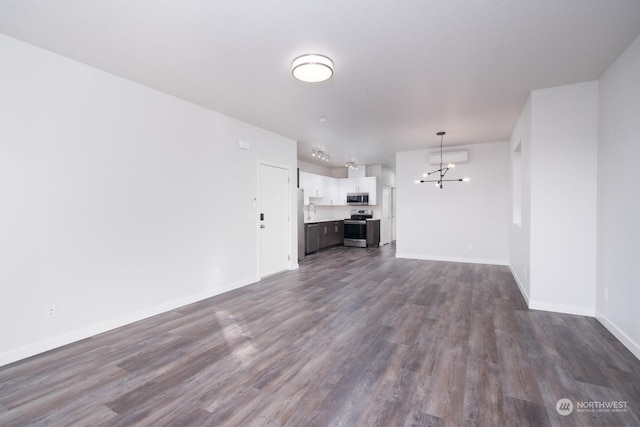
[305,205,381,221]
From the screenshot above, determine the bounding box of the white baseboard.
[527,300,595,317]
[509,267,638,360]
[0,276,259,368]
[508,264,530,306]
[596,311,640,361]
[395,252,508,266]
[507,265,594,317]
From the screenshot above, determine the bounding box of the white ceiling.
[2,1,640,169]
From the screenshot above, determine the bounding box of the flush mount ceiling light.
[346,159,358,170]
[312,148,330,162]
[292,54,333,83]
[416,131,469,189]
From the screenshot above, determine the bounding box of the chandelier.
[416,131,469,188]
[345,159,358,170]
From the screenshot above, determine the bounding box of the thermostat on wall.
[238,139,250,150]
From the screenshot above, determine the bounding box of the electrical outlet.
[45,304,56,319]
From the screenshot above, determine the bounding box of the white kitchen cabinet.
[300,171,377,205]
[344,177,372,193]
[320,175,340,205]
[344,177,360,194]
[344,177,378,204]
[299,171,323,205]
[367,177,378,205]
[337,179,348,205]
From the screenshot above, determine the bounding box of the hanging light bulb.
[416,131,469,189]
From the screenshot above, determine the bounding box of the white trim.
[0,276,258,367]
[596,311,640,361]
[527,300,595,317]
[509,264,530,306]
[395,252,508,266]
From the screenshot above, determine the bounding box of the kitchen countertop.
[303,217,346,224]
[303,217,380,224]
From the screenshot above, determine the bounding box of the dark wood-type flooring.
[1,244,639,426]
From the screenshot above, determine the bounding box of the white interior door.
[259,163,290,277]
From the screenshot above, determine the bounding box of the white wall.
[509,98,532,301]
[528,82,598,315]
[297,159,333,177]
[381,166,396,187]
[331,168,348,179]
[396,141,510,264]
[0,35,297,366]
[596,34,640,359]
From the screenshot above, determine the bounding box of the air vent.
[429,150,468,165]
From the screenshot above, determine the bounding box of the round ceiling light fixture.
[292,54,333,83]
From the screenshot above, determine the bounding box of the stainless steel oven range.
[343,209,373,248]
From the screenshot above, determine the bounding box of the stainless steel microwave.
[346,192,369,205]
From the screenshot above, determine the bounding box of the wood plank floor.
[1,244,639,426]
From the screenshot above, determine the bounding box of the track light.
[312,148,330,162]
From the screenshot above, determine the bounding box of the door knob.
[260,224,266,229]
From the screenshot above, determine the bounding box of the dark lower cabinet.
[366,220,380,247]
[320,221,343,249]
[334,221,344,246]
[319,223,330,249]
[306,220,343,253]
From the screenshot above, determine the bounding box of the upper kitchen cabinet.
[344,176,375,193]
[367,177,378,205]
[300,171,344,206]
[320,175,341,206]
[344,176,378,205]
[299,171,323,205]
[299,171,378,205]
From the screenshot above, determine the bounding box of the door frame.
[382,185,391,245]
[256,160,293,278]
[391,186,397,242]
